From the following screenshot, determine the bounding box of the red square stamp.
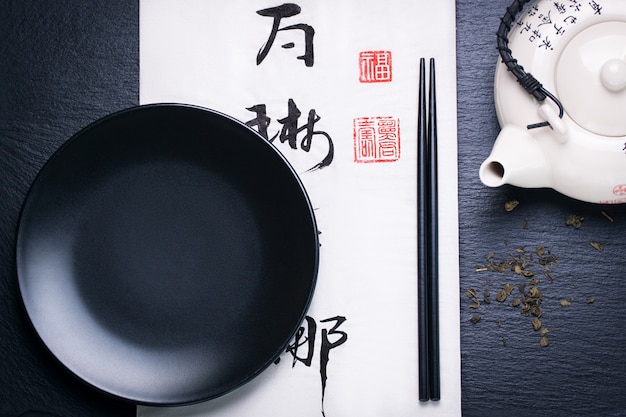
[359,51,392,83]
[353,117,400,163]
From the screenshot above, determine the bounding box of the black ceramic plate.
[16,104,319,405]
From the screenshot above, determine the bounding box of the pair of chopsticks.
[417,57,440,402]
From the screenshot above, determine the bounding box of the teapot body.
[480,0,626,203]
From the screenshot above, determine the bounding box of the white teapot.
[479,0,626,204]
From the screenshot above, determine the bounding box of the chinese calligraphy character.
[245,99,334,171]
[554,2,567,13]
[529,29,542,42]
[520,22,532,34]
[256,3,315,67]
[284,315,348,417]
[540,36,554,50]
[589,1,602,15]
[554,24,566,36]
[569,0,582,11]
[537,11,553,26]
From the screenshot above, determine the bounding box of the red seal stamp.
[353,116,400,163]
[359,51,392,83]
[613,184,626,196]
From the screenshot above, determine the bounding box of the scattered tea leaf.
[466,288,477,299]
[560,299,571,307]
[503,283,516,295]
[522,219,528,229]
[586,297,596,304]
[483,289,491,304]
[530,305,542,318]
[601,210,614,223]
[471,246,565,347]
[470,315,481,324]
[565,214,584,228]
[504,200,519,212]
[590,241,604,252]
[540,336,550,347]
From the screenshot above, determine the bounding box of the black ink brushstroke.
[256,3,314,67]
[287,315,317,367]
[319,316,348,416]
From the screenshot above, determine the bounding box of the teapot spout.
[479,125,551,189]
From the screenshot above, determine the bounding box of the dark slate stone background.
[1,1,626,416]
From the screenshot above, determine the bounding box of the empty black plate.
[16,104,319,405]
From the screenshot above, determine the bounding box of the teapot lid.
[555,21,626,137]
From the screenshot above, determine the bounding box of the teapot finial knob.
[600,58,626,92]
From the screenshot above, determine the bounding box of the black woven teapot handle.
[496,0,564,129]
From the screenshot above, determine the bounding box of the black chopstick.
[417,57,430,402]
[417,57,440,402]
[427,57,440,401]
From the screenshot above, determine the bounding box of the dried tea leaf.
[586,297,596,304]
[560,299,571,307]
[469,300,481,309]
[510,298,521,308]
[483,289,491,304]
[523,219,528,229]
[530,305,542,318]
[601,210,614,223]
[565,214,584,228]
[496,289,508,303]
[505,200,519,212]
[590,241,604,252]
[532,317,542,331]
[528,287,542,298]
[466,288,477,299]
[470,315,481,324]
[503,283,516,295]
[540,336,550,347]
[539,327,549,337]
